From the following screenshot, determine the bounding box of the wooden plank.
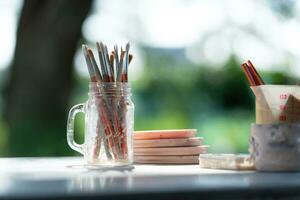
[134,129,197,140]
[134,155,199,164]
[134,137,203,148]
[134,146,208,156]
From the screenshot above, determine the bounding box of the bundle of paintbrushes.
[83,42,132,83]
[241,60,300,124]
[82,42,133,163]
[241,60,265,86]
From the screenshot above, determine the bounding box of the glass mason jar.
[67,82,134,167]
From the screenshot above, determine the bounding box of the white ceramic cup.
[250,123,300,171]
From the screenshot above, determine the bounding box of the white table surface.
[0,157,298,199]
[0,156,241,176]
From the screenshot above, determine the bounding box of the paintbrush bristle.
[83,42,132,83]
[87,48,102,82]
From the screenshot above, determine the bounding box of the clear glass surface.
[67,83,134,167]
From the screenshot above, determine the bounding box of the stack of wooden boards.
[133,129,208,164]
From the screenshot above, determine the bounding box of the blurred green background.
[0,0,299,156]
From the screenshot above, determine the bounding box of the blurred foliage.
[131,50,297,153]
[0,0,298,156]
[268,0,296,19]
[0,50,298,155]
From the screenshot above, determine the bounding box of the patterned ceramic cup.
[250,123,300,171]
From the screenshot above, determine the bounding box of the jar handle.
[67,103,85,154]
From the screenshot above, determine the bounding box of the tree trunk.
[4,0,93,156]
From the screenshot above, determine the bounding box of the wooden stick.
[109,53,115,81]
[247,60,264,85]
[96,42,110,82]
[114,45,120,73]
[246,63,261,85]
[241,60,264,86]
[117,49,125,82]
[87,48,102,81]
[241,63,255,86]
[82,45,97,82]
[123,43,130,82]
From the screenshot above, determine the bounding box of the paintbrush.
[117,48,125,82]
[96,42,110,82]
[82,45,97,82]
[123,43,130,82]
[87,48,102,82]
[109,53,115,81]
